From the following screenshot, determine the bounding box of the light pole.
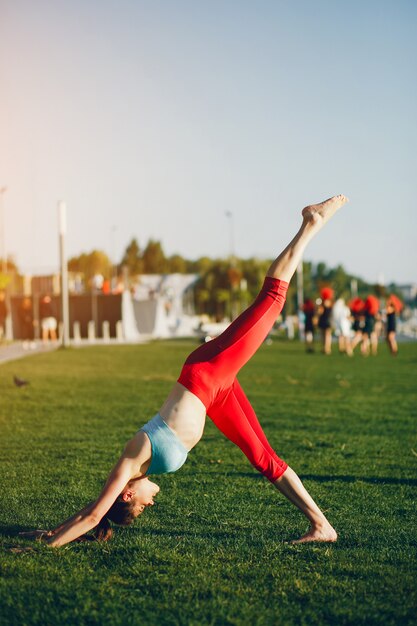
[224,210,235,260]
[296,260,304,341]
[225,210,238,319]
[0,186,7,275]
[111,225,118,286]
[0,186,13,340]
[58,201,70,347]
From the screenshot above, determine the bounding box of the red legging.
[178,276,289,482]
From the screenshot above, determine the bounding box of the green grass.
[0,340,416,626]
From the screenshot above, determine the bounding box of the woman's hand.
[18,529,54,541]
[9,530,92,552]
[9,530,54,553]
[9,546,35,553]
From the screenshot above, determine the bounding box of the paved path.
[0,337,153,366]
[0,342,59,365]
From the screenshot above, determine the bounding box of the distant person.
[0,291,7,342]
[385,294,403,356]
[18,195,348,549]
[362,295,380,356]
[349,297,365,353]
[102,279,111,295]
[302,299,316,353]
[374,311,384,343]
[318,287,334,355]
[92,274,104,291]
[40,295,58,343]
[19,297,34,349]
[332,298,353,356]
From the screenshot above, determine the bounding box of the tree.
[214,288,231,320]
[327,264,350,298]
[316,262,328,281]
[194,257,215,276]
[302,261,314,299]
[0,257,18,290]
[0,273,11,290]
[121,238,143,276]
[142,240,167,274]
[196,288,210,314]
[167,254,187,274]
[68,250,111,287]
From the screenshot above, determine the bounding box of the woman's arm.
[46,455,137,547]
[45,511,103,547]
[52,502,95,533]
[18,434,149,548]
[18,503,95,540]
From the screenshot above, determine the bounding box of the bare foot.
[302,194,349,227]
[290,523,338,544]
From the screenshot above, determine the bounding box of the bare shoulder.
[122,430,151,457]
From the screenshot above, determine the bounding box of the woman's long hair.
[93,497,137,542]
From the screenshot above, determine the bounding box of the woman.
[302,299,316,353]
[332,298,353,356]
[350,297,365,353]
[385,294,402,356]
[361,295,380,356]
[22,195,348,547]
[318,288,334,356]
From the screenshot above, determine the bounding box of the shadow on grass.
[136,527,234,540]
[0,522,235,543]
[200,471,417,486]
[0,522,29,537]
[300,474,417,486]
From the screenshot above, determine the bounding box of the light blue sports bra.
[140,413,188,475]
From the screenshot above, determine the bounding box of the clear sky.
[1,0,416,284]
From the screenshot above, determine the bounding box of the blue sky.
[0,0,416,284]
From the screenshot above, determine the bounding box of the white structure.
[131,274,199,338]
[122,289,141,341]
[395,284,417,303]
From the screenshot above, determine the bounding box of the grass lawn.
[0,339,416,625]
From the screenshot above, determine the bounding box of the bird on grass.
[13,375,29,388]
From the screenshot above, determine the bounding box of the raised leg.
[182,195,348,382]
[267,195,346,541]
[266,195,348,282]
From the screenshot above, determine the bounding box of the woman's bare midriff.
[159,382,207,451]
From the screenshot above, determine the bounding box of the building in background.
[8,272,199,341]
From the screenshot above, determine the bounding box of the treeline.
[0,238,407,320]
[66,238,390,317]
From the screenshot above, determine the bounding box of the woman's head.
[94,477,160,541]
